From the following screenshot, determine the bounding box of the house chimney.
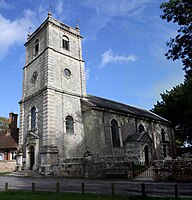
[9,112,18,129]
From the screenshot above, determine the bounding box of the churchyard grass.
[0,191,191,200]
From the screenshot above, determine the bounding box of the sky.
[0,0,185,120]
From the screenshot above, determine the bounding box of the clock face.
[64,68,71,78]
[31,71,38,83]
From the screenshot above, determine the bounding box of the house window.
[62,36,69,50]
[34,39,39,55]
[138,124,145,133]
[11,152,16,160]
[111,119,120,147]
[66,116,74,134]
[31,107,37,130]
[0,153,4,161]
[161,129,165,142]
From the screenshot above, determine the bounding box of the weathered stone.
[154,158,192,181]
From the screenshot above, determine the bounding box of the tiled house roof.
[0,129,18,149]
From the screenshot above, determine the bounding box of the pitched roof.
[124,132,152,143]
[83,95,169,123]
[124,133,141,142]
[0,129,18,149]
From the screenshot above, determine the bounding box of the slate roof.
[83,95,169,123]
[124,133,142,142]
[0,129,18,149]
[124,132,152,143]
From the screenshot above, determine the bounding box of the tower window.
[111,119,120,147]
[66,116,74,134]
[64,68,71,78]
[31,107,37,130]
[62,36,69,50]
[34,39,39,55]
[31,71,38,83]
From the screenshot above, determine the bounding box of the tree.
[160,0,192,72]
[152,78,192,147]
[0,116,9,129]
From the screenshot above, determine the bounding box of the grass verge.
[0,191,191,200]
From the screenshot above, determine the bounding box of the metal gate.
[134,166,155,181]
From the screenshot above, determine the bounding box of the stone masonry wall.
[52,158,132,178]
[0,160,16,172]
[83,108,173,160]
[154,158,192,181]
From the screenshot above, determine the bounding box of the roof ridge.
[88,94,137,109]
[86,94,170,123]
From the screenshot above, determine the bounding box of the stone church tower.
[18,12,86,173]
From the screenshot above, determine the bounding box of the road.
[0,175,192,198]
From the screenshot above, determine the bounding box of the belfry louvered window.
[34,39,39,55]
[62,36,69,50]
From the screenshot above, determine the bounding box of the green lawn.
[0,191,190,200]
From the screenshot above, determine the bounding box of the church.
[17,12,176,178]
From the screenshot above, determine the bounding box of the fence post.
[141,183,146,198]
[56,182,60,192]
[5,183,8,191]
[111,183,115,196]
[81,183,85,194]
[174,184,178,199]
[32,182,35,192]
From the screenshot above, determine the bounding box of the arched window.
[31,107,36,130]
[66,116,74,134]
[138,124,145,133]
[62,36,69,50]
[111,119,120,147]
[161,129,165,141]
[34,39,39,55]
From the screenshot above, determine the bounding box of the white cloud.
[99,49,137,68]
[54,1,73,23]
[85,67,90,81]
[56,0,64,16]
[81,0,152,17]
[150,41,167,63]
[37,5,48,23]
[0,11,36,60]
[149,22,180,64]
[83,15,110,40]
[80,0,153,40]
[0,0,13,9]
[0,0,72,60]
